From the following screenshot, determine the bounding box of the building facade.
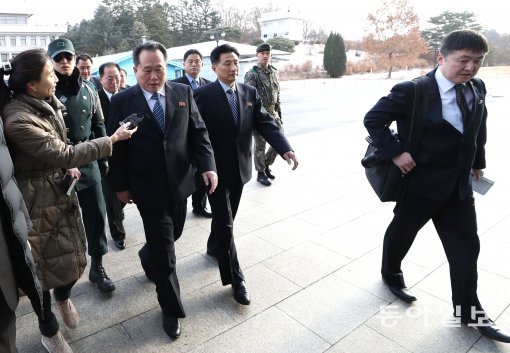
[259,11,305,43]
[0,11,65,66]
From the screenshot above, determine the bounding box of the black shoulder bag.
[361,77,428,202]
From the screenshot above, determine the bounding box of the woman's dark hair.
[0,49,49,109]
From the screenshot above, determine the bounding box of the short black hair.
[210,44,240,65]
[99,62,121,77]
[133,41,167,67]
[440,29,489,57]
[76,53,93,64]
[183,49,203,61]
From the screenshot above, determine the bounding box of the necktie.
[191,79,198,90]
[151,92,165,130]
[455,84,470,121]
[226,89,239,126]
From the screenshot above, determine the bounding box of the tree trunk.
[387,52,393,79]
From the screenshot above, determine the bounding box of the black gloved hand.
[98,160,109,177]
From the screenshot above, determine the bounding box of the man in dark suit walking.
[193,44,298,305]
[107,41,217,339]
[172,49,213,218]
[364,30,510,342]
[98,62,127,250]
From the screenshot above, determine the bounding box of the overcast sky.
[13,0,510,40]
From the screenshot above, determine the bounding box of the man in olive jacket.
[48,38,115,293]
[0,118,43,353]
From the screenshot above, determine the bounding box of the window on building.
[10,37,16,46]
[0,36,5,46]
[31,37,36,45]
[40,37,46,46]
[1,54,8,62]
[263,34,267,38]
[20,37,27,46]
[273,33,278,38]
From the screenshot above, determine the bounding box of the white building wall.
[259,12,304,42]
[0,13,65,66]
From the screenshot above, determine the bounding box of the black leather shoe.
[257,172,271,186]
[114,239,126,250]
[193,207,212,218]
[265,166,275,180]
[162,315,181,339]
[383,278,416,303]
[233,281,251,305]
[470,320,510,343]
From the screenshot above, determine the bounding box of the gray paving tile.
[200,263,301,323]
[16,311,48,353]
[196,307,330,353]
[478,236,510,279]
[277,275,387,344]
[365,289,480,353]
[417,264,510,321]
[262,242,351,287]
[312,207,390,259]
[249,216,326,250]
[402,221,448,270]
[297,191,381,231]
[333,247,430,303]
[235,233,284,268]
[122,291,237,353]
[177,253,221,294]
[175,224,210,259]
[72,325,138,353]
[326,324,411,353]
[64,276,158,342]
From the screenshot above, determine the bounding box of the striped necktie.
[191,79,198,90]
[226,88,239,125]
[150,92,165,130]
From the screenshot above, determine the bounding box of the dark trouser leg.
[381,193,435,286]
[264,117,283,167]
[191,170,207,211]
[432,195,482,321]
[38,291,59,338]
[253,130,267,172]
[101,179,126,241]
[53,280,77,302]
[137,202,186,318]
[207,180,245,286]
[77,182,108,257]
[0,291,17,353]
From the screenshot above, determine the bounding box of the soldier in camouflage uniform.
[49,38,115,294]
[244,43,283,186]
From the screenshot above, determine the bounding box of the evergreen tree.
[323,32,346,78]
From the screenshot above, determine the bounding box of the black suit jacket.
[364,69,487,201]
[107,82,216,206]
[171,76,211,88]
[194,80,292,185]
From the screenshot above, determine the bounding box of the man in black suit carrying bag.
[107,41,217,339]
[172,49,213,218]
[364,30,510,343]
[193,44,298,306]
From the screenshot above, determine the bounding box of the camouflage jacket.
[244,63,281,118]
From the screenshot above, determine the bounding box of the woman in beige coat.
[0,49,136,353]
